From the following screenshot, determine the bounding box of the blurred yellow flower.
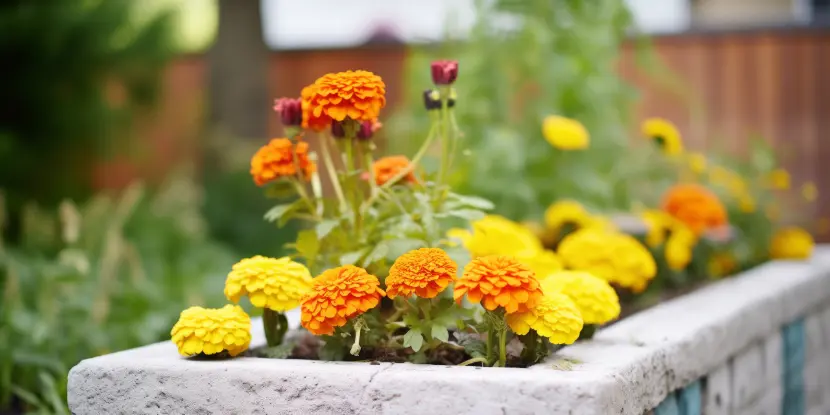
[542,115,590,150]
[641,209,676,247]
[557,228,657,293]
[544,200,591,235]
[225,256,313,312]
[540,271,620,325]
[642,118,684,156]
[738,194,756,213]
[522,250,564,279]
[708,252,737,279]
[505,291,583,345]
[770,227,814,260]
[766,168,791,190]
[171,305,251,357]
[687,152,708,175]
[802,182,818,202]
[665,226,697,271]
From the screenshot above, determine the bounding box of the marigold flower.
[250,138,316,186]
[542,116,590,150]
[557,228,657,293]
[274,97,302,126]
[770,227,814,260]
[457,215,544,258]
[662,183,728,236]
[641,209,675,247]
[454,255,543,314]
[505,292,583,345]
[171,305,251,357]
[665,226,697,271]
[802,182,818,202]
[687,152,708,175]
[300,265,385,335]
[305,70,386,125]
[767,168,791,190]
[642,118,684,155]
[301,84,330,131]
[540,271,620,325]
[373,155,417,186]
[521,250,564,280]
[386,248,457,299]
[225,256,313,312]
[544,200,591,234]
[431,60,459,85]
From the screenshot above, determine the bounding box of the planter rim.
[68,246,830,415]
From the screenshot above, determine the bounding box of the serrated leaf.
[295,230,319,259]
[262,343,294,359]
[403,328,424,352]
[339,250,366,266]
[431,325,449,342]
[315,220,339,239]
[445,208,486,221]
[362,242,389,267]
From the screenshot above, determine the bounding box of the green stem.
[498,324,508,367]
[459,357,488,367]
[435,86,451,202]
[519,331,540,364]
[343,134,362,233]
[262,309,288,347]
[319,134,347,210]
[290,178,319,220]
[579,324,598,341]
[486,326,496,366]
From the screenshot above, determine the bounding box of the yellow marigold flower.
[642,117,684,155]
[662,183,728,236]
[522,250,564,280]
[301,265,385,336]
[454,255,543,314]
[708,252,737,279]
[461,215,544,259]
[170,305,251,357]
[386,248,457,299]
[687,152,708,175]
[542,115,590,150]
[250,138,316,186]
[665,226,697,271]
[558,229,657,293]
[770,227,814,260]
[738,193,756,213]
[225,256,312,312]
[506,292,583,344]
[544,200,591,234]
[305,70,386,123]
[540,271,620,325]
[641,209,676,247]
[767,168,791,190]
[802,182,818,202]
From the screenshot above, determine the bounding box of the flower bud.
[430,60,458,85]
[357,121,374,140]
[273,98,302,126]
[423,89,441,111]
[331,120,346,138]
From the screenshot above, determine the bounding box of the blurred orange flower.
[453,255,543,314]
[250,138,316,186]
[373,156,417,186]
[386,248,457,299]
[303,71,386,129]
[300,265,385,336]
[661,184,727,236]
[300,84,330,131]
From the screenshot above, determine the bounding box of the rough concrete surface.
[68,247,830,415]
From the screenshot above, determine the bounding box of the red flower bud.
[273,98,302,126]
[357,120,380,140]
[331,120,346,138]
[430,60,458,85]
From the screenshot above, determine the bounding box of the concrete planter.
[68,247,830,415]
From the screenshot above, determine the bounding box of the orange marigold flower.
[304,71,386,126]
[661,183,727,236]
[300,265,385,336]
[453,255,543,314]
[387,248,458,299]
[373,155,416,186]
[301,84,331,131]
[250,138,316,186]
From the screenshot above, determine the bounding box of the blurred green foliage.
[0,175,237,414]
[0,0,175,219]
[389,0,677,220]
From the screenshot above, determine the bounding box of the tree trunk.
[208,0,269,139]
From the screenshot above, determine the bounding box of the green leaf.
[445,209,486,221]
[339,249,366,266]
[362,242,389,267]
[403,328,424,352]
[431,325,449,343]
[455,333,487,359]
[446,193,495,210]
[315,219,339,239]
[295,230,320,259]
[261,343,295,359]
[263,199,302,227]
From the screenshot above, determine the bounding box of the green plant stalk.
[319,134,348,211]
[263,309,288,347]
[290,178,319,221]
[579,324,598,340]
[518,331,538,363]
[435,86,451,202]
[342,131,362,234]
[498,324,508,367]
[486,323,497,366]
[362,143,378,200]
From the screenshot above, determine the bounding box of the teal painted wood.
[654,392,680,415]
[782,319,805,415]
[677,380,702,415]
